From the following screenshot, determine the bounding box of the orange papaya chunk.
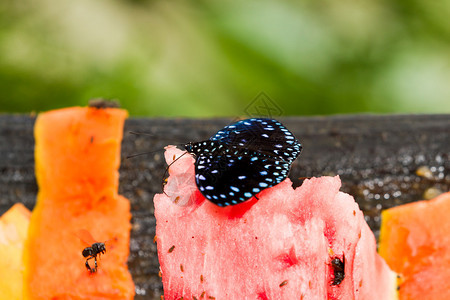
[24,107,135,299]
[379,192,450,300]
[0,203,31,299]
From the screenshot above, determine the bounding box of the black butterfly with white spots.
[183,118,302,206]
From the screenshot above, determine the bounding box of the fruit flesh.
[154,146,397,300]
[0,203,31,299]
[23,107,134,299]
[379,192,450,300]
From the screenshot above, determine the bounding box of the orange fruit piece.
[23,107,135,299]
[0,203,31,299]
[379,192,450,300]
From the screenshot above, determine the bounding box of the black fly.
[82,242,106,273]
[77,229,107,273]
[331,255,345,285]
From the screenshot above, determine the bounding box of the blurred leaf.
[0,0,449,116]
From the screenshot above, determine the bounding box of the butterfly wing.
[194,151,291,206]
[210,118,302,163]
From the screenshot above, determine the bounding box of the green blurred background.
[1,0,449,117]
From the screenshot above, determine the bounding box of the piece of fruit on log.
[154,146,397,300]
[23,106,134,299]
[379,191,450,300]
[0,203,31,299]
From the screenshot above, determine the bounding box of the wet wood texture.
[0,114,449,299]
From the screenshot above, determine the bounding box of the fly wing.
[76,229,97,246]
[104,236,119,248]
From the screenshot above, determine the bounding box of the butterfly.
[183,118,302,206]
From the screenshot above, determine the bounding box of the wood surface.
[0,114,449,299]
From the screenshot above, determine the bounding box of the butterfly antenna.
[126,141,187,160]
[125,149,163,159]
[161,151,189,196]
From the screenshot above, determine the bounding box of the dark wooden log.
[0,114,449,299]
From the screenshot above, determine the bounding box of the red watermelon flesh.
[154,146,397,299]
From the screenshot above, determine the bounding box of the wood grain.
[1,114,449,299]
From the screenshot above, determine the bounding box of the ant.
[330,254,345,285]
[77,229,107,273]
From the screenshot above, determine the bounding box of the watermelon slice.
[379,191,450,299]
[154,146,397,299]
[0,203,31,300]
[23,107,134,299]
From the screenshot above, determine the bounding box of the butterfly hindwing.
[194,151,290,206]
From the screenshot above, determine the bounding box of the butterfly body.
[183,118,302,207]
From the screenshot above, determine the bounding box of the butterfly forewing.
[210,118,301,163]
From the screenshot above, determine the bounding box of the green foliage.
[1,0,449,116]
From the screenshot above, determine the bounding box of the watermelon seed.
[153,235,157,243]
[200,274,204,283]
[200,291,206,298]
[193,296,198,300]
[208,296,215,299]
[279,280,288,287]
[168,245,175,253]
[353,210,356,216]
[158,270,162,277]
[174,196,180,204]
[308,281,312,288]
[180,264,184,272]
